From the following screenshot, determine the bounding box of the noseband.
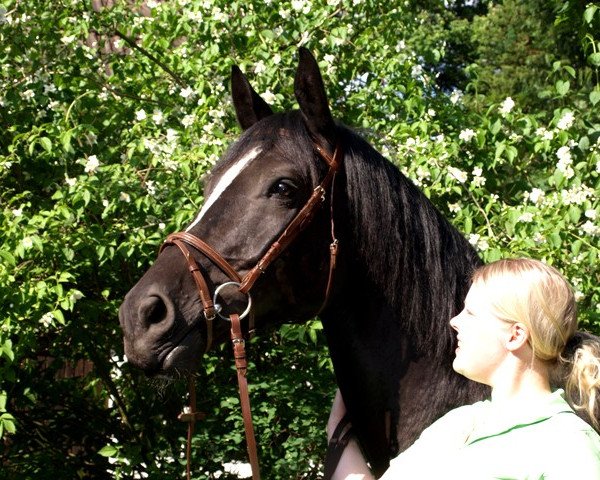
[159,139,343,480]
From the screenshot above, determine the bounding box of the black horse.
[119,48,489,477]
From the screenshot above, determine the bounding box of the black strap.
[323,413,354,480]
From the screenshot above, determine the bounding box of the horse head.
[119,49,345,376]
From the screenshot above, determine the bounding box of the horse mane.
[338,125,482,359]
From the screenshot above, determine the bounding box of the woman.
[327,258,600,479]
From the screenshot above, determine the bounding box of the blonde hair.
[472,258,600,430]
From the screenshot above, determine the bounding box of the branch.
[114,29,187,89]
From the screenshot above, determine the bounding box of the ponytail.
[559,332,600,431]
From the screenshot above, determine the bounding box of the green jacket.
[385,390,600,479]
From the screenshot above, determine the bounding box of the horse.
[118,48,490,477]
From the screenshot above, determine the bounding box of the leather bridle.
[159,139,343,480]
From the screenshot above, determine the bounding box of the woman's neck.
[490,356,552,403]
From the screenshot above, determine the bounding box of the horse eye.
[269,179,297,198]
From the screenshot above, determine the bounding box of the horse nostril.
[139,296,168,326]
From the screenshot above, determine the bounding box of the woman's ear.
[506,323,530,352]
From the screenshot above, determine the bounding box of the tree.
[1,0,598,478]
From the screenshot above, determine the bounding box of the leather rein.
[159,140,343,480]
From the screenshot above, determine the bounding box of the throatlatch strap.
[230,314,261,480]
[323,413,354,480]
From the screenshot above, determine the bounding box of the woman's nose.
[449,311,462,331]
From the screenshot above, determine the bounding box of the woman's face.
[449,281,513,386]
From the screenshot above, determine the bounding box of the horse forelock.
[340,127,482,359]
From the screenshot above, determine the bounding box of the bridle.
[159,139,343,480]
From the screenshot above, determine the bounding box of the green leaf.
[52,310,65,325]
[98,445,118,457]
[588,52,600,67]
[584,5,598,24]
[590,91,600,106]
[39,137,52,153]
[494,142,506,159]
[490,119,501,135]
[568,205,581,223]
[0,250,16,266]
[555,80,569,96]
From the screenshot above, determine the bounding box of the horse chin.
[160,342,202,376]
[125,330,204,378]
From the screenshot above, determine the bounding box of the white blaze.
[186,147,262,231]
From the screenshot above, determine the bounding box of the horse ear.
[231,65,274,130]
[294,47,336,146]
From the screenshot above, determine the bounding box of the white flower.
[526,188,545,204]
[471,167,486,186]
[12,208,22,217]
[180,86,194,99]
[561,185,594,205]
[581,220,599,236]
[427,108,436,117]
[557,111,574,130]
[152,110,164,124]
[448,166,468,183]
[291,0,309,12]
[22,236,33,249]
[102,199,109,207]
[181,114,196,128]
[40,312,54,327]
[145,180,156,195]
[449,90,463,104]
[65,176,77,186]
[411,64,423,78]
[535,127,554,141]
[499,97,515,115]
[448,203,461,213]
[21,89,35,101]
[468,233,489,251]
[279,8,290,19]
[518,212,534,223]
[253,60,266,75]
[84,155,100,173]
[223,461,252,478]
[158,222,166,230]
[166,128,179,143]
[44,83,57,94]
[262,90,276,104]
[468,233,480,246]
[574,291,585,302]
[585,209,597,220]
[556,146,572,163]
[119,192,131,202]
[477,238,489,251]
[135,109,147,121]
[556,146,574,178]
[459,128,475,142]
[61,35,76,45]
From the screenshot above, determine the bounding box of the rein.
[160,140,343,479]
